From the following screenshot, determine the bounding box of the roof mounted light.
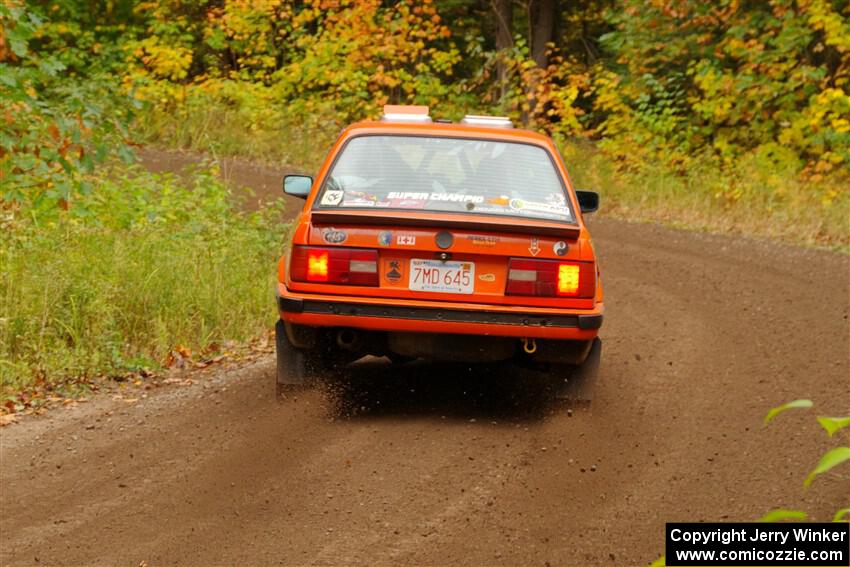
[460,115,513,128]
[381,105,432,123]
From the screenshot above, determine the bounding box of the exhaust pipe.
[336,328,362,352]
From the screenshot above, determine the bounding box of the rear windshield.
[314,135,575,223]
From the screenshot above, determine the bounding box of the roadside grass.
[138,107,850,250]
[0,167,288,402]
[136,102,339,173]
[562,142,850,250]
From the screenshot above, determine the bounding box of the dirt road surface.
[2,152,848,566]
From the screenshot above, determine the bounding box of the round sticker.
[553,241,568,256]
[322,228,347,244]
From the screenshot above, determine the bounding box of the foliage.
[762,398,849,502]
[0,2,137,204]
[0,167,286,399]
[126,0,463,120]
[804,447,850,488]
[758,509,808,522]
[107,0,849,244]
[598,0,850,178]
[764,398,814,425]
[819,416,850,437]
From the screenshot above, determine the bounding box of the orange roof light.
[557,264,580,296]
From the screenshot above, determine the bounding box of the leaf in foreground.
[804,447,850,489]
[834,508,850,522]
[764,399,813,426]
[817,416,850,437]
[759,508,808,522]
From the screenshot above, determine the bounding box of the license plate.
[409,259,475,294]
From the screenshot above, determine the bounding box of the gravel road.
[2,151,848,566]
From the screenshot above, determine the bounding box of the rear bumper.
[277,287,602,340]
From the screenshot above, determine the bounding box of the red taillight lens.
[506,258,594,298]
[290,246,379,286]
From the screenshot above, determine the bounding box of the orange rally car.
[276,106,603,396]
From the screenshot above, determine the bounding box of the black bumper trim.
[278,296,601,329]
[278,296,304,313]
[577,314,603,330]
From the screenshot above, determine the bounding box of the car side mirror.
[283,175,312,198]
[576,190,599,214]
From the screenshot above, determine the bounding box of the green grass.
[136,100,339,173]
[0,167,287,399]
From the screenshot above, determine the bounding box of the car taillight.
[290,246,379,286]
[307,250,329,281]
[506,258,595,298]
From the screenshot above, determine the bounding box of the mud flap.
[555,338,601,402]
[276,319,310,397]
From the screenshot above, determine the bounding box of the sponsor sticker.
[385,192,484,204]
[468,235,499,247]
[397,235,416,246]
[342,198,375,207]
[322,228,347,244]
[339,190,378,207]
[478,273,496,282]
[513,198,568,214]
[384,259,404,284]
[546,193,567,206]
[429,193,484,204]
[378,231,392,247]
[387,191,429,201]
[382,198,427,209]
[320,190,344,206]
[509,197,570,217]
[553,241,568,256]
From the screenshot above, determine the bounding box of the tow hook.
[521,337,537,354]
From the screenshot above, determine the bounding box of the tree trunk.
[493,0,514,52]
[531,0,557,68]
[492,0,513,98]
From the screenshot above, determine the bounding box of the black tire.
[554,337,601,402]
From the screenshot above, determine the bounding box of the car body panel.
[277,116,603,348]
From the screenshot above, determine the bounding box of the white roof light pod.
[381,105,432,123]
[460,115,514,128]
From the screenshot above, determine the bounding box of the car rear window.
[314,135,575,223]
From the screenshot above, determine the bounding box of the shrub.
[0,167,287,398]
